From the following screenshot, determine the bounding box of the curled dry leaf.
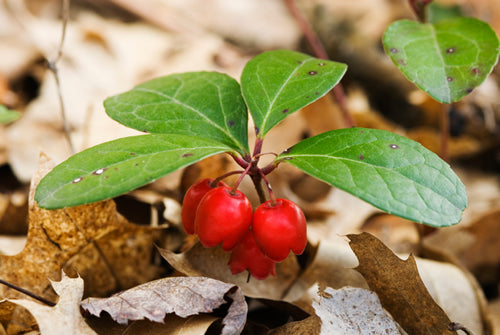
[348,232,457,335]
[81,276,247,335]
[158,242,300,299]
[311,285,402,334]
[7,272,97,335]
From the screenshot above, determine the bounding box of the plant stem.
[230,153,250,169]
[283,0,354,128]
[212,170,244,187]
[259,169,277,206]
[250,173,268,204]
[232,162,253,195]
[408,0,433,22]
[48,0,75,154]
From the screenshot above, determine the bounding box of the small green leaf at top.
[35,134,230,209]
[0,105,21,124]
[383,17,500,103]
[241,50,347,138]
[276,127,467,227]
[104,72,249,155]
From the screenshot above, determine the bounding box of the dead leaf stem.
[46,0,75,154]
[0,278,56,307]
[283,0,355,128]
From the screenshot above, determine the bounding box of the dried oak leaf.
[348,232,456,335]
[7,272,96,335]
[81,276,247,335]
[0,153,160,322]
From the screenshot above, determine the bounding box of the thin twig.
[47,0,75,153]
[448,322,473,335]
[283,0,354,128]
[0,278,56,306]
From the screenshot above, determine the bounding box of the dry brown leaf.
[81,276,247,335]
[311,285,402,334]
[86,313,219,335]
[7,272,96,335]
[158,242,300,300]
[348,232,457,335]
[0,153,161,325]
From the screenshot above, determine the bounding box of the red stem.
[259,169,277,206]
[408,0,433,22]
[232,162,253,194]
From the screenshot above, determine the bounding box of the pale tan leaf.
[81,276,247,335]
[312,286,402,334]
[7,272,96,335]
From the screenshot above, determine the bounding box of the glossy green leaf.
[0,105,21,124]
[383,18,500,103]
[241,50,347,138]
[35,134,230,209]
[276,127,467,227]
[104,72,249,155]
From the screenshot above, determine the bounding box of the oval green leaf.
[241,50,347,138]
[383,18,500,103]
[104,72,249,155]
[35,134,230,209]
[276,128,467,227]
[0,105,21,124]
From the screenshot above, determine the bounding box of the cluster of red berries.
[181,178,307,279]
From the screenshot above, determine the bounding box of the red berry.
[195,186,252,251]
[252,199,307,262]
[229,230,276,280]
[181,178,227,234]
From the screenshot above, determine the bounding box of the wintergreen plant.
[35,49,468,227]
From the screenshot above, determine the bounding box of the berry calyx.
[252,198,307,262]
[181,178,227,234]
[195,186,253,251]
[229,230,276,280]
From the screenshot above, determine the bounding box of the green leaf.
[241,50,347,137]
[276,127,467,227]
[35,134,230,209]
[0,105,21,124]
[104,72,249,155]
[383,17,500,103]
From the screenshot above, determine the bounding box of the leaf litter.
[1,0,500,334]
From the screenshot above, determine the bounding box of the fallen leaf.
[81,276,247,335]
[7,272,96,335]
[158,242,300,300]
[0,153,161,326]
[282,237,366,303]
[348,232,456,335]
[311,285,402,334]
